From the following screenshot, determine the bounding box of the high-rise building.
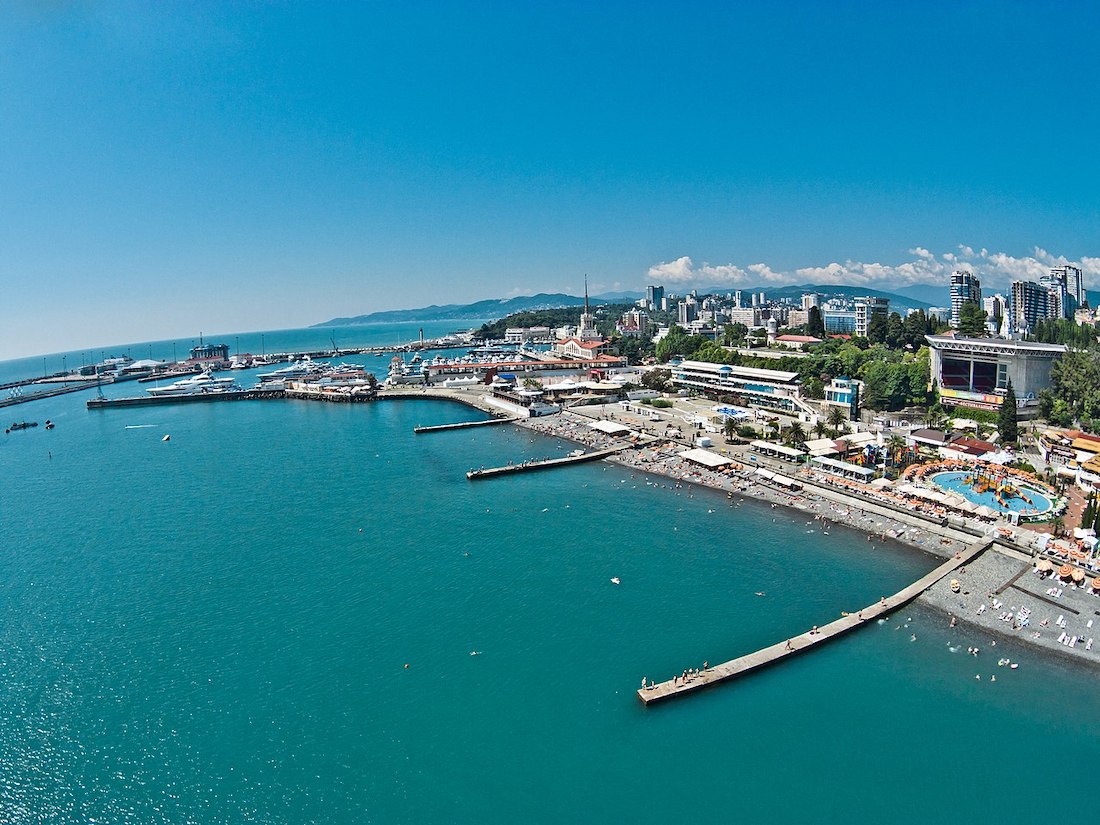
[1010,280,1049,334]
[645,285,664,312]
[734,290,743,308]
[1043,265,1085,318]
[983,294,1007,335]
[855,296,889,338]
[677,299,697,326]
[801,293,819,311]
[950,270,982,328]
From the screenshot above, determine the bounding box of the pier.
[466,443,636,480]
[87,389,284,409]
[414,417,516,433]
[638,539,991,705]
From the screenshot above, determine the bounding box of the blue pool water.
[932,471,1053,514]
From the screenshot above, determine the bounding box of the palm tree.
[885,434,905,467]
[826,407,847,437]
[813,420,828,440]
[723,417,737,442]
[786,421,807,447]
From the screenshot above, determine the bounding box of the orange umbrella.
[1058,564,1073,579]
[1036,559,1054,573]
[1072,568,1086,583]
[1092,577,1100,591]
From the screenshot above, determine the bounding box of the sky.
[1,0,1098,360]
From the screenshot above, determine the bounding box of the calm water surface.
[1,373,1098,822]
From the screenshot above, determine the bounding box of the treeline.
[1027,318,1099,348]
[1040,349,1100,429]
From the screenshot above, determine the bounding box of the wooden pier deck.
[414,417,517,433]
[466,443,633,480]
[637,539,991,705]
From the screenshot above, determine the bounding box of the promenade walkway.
[638,539,991,705]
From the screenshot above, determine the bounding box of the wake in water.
[124,424,158,429]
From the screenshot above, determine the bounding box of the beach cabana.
[588,419,631,437]
[678,448,733,469]
[750,440,806,463]
[810,456,875,483]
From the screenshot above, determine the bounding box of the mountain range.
[314,284,943,327]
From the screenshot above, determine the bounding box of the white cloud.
[644,246,1095,293]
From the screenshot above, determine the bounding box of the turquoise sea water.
[2,330,1100,822]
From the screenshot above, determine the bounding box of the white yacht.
[257,357,325,383]
[147,372,239,396]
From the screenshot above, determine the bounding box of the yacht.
[147,372,239,396]
[257,357,325,383]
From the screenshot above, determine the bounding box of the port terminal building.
[925,335,1066,416]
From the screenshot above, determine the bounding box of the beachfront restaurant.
[810,455,875,483]
[750,440,806,463]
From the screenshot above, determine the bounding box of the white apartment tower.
[950,270,981,328]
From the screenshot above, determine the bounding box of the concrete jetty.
[87,389,283,409]
[638,539,991,705]
[414,417,517,433]
[467,444,633,480]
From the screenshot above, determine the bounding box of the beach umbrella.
[1072,568,1086,583]
[1092,577,1100,591]
[1058,564,1074,579]
[1036,559,1054,573]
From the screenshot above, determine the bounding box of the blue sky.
[1,1,1098,359]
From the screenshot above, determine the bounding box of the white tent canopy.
[679,448,734,468]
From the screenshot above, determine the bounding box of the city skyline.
[2,2,1098,360]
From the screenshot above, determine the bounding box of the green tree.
[723,416,737,441]
[998,379,1019,444]
[956,301,988,337]
[641,368,672,392]
[806,306,826,338]
[785,421,807,447]
[723,322,748,346]
[867,312,888,344]
[885,312,905,349]
[827,406,847,436]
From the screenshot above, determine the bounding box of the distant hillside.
[314,284,933,327]
[314,293,622,327]
[892,283,948,307]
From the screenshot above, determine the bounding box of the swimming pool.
[931,470,1054,515]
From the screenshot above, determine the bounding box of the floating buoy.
[404,663,410,669]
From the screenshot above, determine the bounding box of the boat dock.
[466,443,636,480]
[637,539,991,705]
[1,382,100,408]
[87,389,284,409]
[414,417,517,433]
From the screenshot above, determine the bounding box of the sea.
[1,322,1098,823]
